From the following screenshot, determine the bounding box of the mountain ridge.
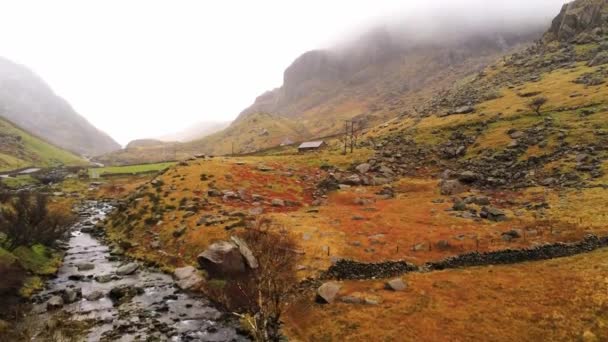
[0,57,121,157]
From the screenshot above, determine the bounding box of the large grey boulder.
[174,266,204,291]
[231,236,259,269]
[316,282,342,304]
[545,0,607,42]
[197,241,246,277]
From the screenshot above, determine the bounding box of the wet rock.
[95,274,113,283]
[62,288,82,303]
[197,241,246,277]
[174,266,204,291]
[109,285,144,303]
[116,262,139,276]
[47,296,64,310]
[76,263,95,271]
[84,291,105,301]
[316,282,341,304]
[385,278,407,291]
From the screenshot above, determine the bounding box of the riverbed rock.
[84,291,105,301]
[47,296,64,310]
[116,263,139,276]
[197,241,246,277]
[109,285,144,303]
[316,282,342,304]
[62,288,82,303]
[385,278,407,291]
[76,263,95,271]
[174,266,204,291]
[95,274,113,283]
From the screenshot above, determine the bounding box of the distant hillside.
[158,121,230,142]
[185,25,545,155]
[0,57,121,156]
[0,117,87,172]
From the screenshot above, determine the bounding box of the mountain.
[184,25,546,155]
[98,24,546,165]
[0,57,121,157]
[157,121,230,142]
[0,116,87,172]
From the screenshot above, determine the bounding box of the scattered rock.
[316,282,342,304]
[440,180,465,196]
[84,291,105,301]
[271,199,285,207]
[385,278,407,291]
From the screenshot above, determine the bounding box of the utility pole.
[343,120,349,154]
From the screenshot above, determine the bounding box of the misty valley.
[1,0,608,341]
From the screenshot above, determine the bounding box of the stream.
[31,201,247,342]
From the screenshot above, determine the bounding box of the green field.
[88,162,175,178]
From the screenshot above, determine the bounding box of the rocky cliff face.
[0,57,121,156]
[544,0,608,43]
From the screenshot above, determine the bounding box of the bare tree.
[205,219,300,341]
[528,96,548,116]
[0,192,74,250]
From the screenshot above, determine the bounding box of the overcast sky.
[0,0,568,145]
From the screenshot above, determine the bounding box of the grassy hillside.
[0,117,88,172]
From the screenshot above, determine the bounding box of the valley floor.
[98,148,608,341]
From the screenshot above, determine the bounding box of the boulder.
[231,236,259,269]
[316,282,342,304]
[451,106,475,115]
[197,241,246,277]
[116,263,139,276]
[173,266,204,291]
[385,278,407,291]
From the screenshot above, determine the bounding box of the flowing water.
[32,201,247,342]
